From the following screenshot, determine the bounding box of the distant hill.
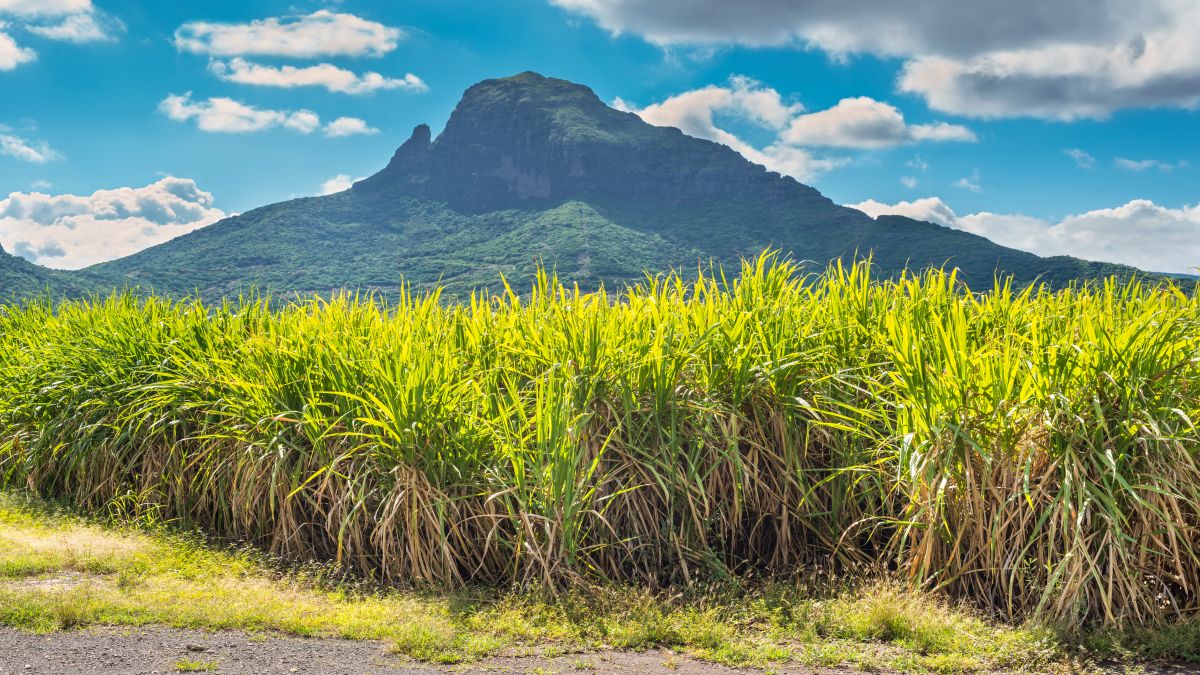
[0,244,115,301]
[5,72,1154,300]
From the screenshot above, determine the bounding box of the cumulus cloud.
[175,11,402,58]
[850,197,960,228]
[283,110,321,134]
[0,0,118,71]
[618,77,966,182]
[615,78,837,181]
[0,0,91,16]
[26,12,120,43]
[849,196,1200,274]
[0,27,33,69]
[1114,157,1189,172]
[553,0,1200,119]
[158,92,323,134]
[0,131,59,163]
[210,57,426,95]
[780,96,974,149]
[323,117,378,137]
[1,0,120,46]
[900,176,917,188]
[0,177,226,269]
[158,94,378,138]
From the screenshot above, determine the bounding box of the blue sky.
[1,0,1198,272]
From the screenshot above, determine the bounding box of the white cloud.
[175,11,402,58]
[900,176,918,189]
[319,174,365,195]
[210,57,427,95]
[283,110,321,134]
[26,12,118,43]
[0,177,226,269]
[0,1,118,70]
[780,96,975,149]
[849,196,1200,274]
[158,95,378,138]
[0,131,59,163]
[553,0,1200,119]
[0,0,91,17]
[158,93,322,134]
[1065,148,1096,169]
[0,25,34,69]
[29,179,50,190]
[954,169,982,193]
[616,78,838,181]
[323,116,377,137]
[850,197,960,228]
[1114,157,1189,172]
[619,77,963,182]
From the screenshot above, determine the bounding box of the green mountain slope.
[0,244,115,301]
[43,72,1156,298]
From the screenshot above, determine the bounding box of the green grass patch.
[174,657,218,672]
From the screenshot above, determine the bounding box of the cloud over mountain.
[617,77,972,181]
[850,196,1200,274]
[780,97,975,149]
[0,177,225,268]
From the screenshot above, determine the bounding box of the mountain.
[0,244,116,301]
[12,72,1150,300]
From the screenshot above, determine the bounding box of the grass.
[0,254,1196,634]
[0,491,1082,672]
[174,657,218,672]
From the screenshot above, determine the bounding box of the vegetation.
[5,491,1192,671]
[173,658,218,672]
[0,254,1195,635]
[0,244,118,301]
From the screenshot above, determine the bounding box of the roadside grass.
[174,657,219,672]
[0,491,1194,672]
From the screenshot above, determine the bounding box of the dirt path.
[0,626,799,674]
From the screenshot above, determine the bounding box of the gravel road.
[0,626,786,674]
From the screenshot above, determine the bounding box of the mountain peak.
[464,71,602,104]
[407,123,432,147]
[355,71,825,211]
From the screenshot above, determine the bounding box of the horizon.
[1,0,1198,273]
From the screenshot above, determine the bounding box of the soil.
[0,626,808,674]
[5,626,1198,674]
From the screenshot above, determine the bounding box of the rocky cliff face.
[355,72,841,216]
